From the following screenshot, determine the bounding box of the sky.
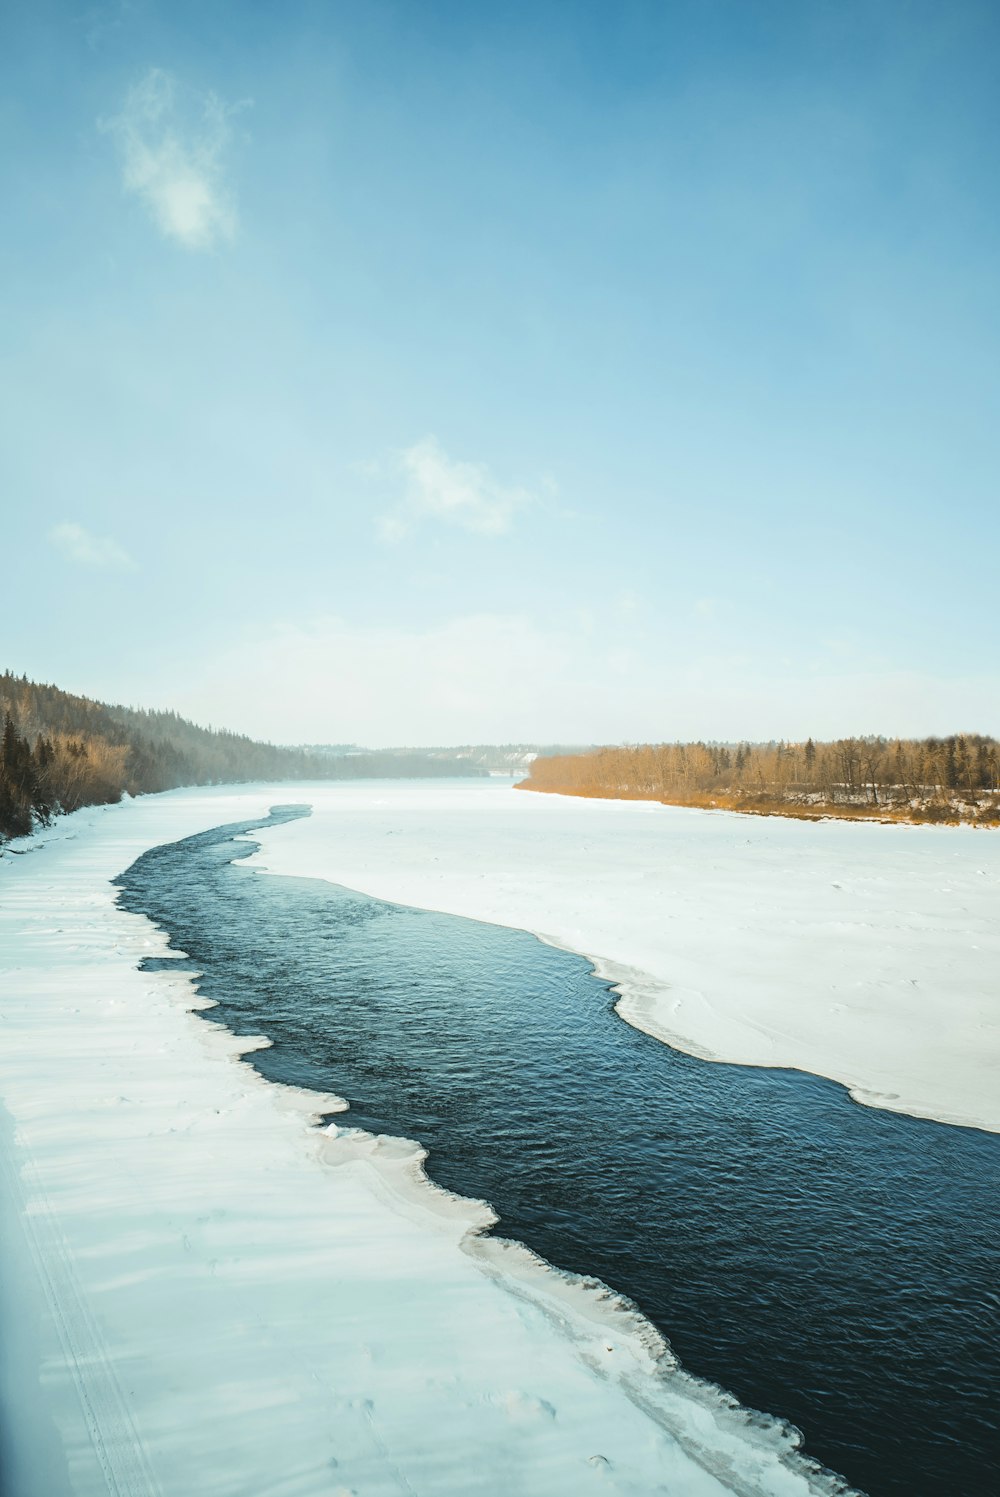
[2,0,998,746]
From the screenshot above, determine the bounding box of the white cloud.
[49,522,135,570]
[102,69,244,249]
[378,436,533,540]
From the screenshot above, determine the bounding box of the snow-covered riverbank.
[0,786,851,1497]
[246,779,1000,1134]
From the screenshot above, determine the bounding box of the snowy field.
[248,778,1000,1134]
[0,784,855,1497]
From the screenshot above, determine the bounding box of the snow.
[245,779,1000,1134]
[0,785,853,1497]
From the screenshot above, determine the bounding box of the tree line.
[0,671,482,844]
[519,735,1000,824]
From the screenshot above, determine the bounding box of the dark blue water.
[116,809,1000,1497]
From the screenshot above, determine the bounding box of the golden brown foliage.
[519,736,1000,826]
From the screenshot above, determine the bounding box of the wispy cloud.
[102,68,245,250]
[79,1,138,53]
[377,436,533,541]
[49,522,135,570]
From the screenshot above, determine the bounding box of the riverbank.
[516,778,1000,827]
[514,737,1000,829]
[0,786,847,1497]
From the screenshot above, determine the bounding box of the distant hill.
[382,743,593,774]
[293,743,594,775]
[0,672,484,844]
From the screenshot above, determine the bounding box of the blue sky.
[3,0,998,744]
